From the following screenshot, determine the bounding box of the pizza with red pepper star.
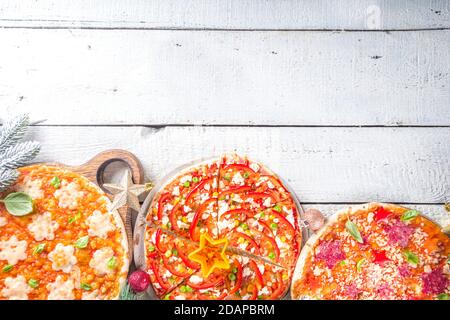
[143,154,303,300]
[291,203,449,300]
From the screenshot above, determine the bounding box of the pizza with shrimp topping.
[291,203,449,300]
[144,154,302,300]
[0,165,129,300]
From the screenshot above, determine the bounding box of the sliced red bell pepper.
[250,260,264,287]
[261,234,280,262]
[257,220,274,235]
[269,273,284,299]
[161,256,191,278]
[187,276,224,290]
[189,198,216,241]
[271,210,296,235]
[151,260,170,291]
[219,208,254,221]
[185,178,213,203]
[227,260,243,296]
[154,229,165,253]
[157,193,171,220]
[175,243,199,270]
[169,203,181,232]
[218,185,252,198]
[250,286,258,300]
[223,164,256,173]
[234,231,260,254]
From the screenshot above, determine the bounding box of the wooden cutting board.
[49,149,144,262]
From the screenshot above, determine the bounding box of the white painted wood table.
[0,1,449,226]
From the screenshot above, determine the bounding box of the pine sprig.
[119,283,139,300]
[0,114,40,192]
[0,141,41,169]
[0,114,30,151]
[0,169,19,191]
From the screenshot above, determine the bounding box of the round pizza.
[0,165,129,300]
[291,203,449,300]
[142,154,303,300]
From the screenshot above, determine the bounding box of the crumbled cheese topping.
[27,211,59,241]
[54,180,85,210]
[86,210,115,239]
[48,243,77,273]
[189,275,203,284]
[0,217,7,227]
[15,177,44,199]
[89,247,115,275]
[82,290,101,300]
[0,235,28,265]
[1,275,31,300]
[46,276,75,300]
[231,172,245,186]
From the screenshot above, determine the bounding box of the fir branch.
[119,283,138,300]
[0,169,19,192]
[0,141,41,169]
[0,114,30,151]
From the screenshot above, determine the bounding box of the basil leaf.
[28,279,39,288]
[2,264,13,273]
[401,210,420,222]
[81,283,92,291]
[1,192,33,216]
[437,293,449,300]
[68,211,81,224]
[50,176,61,189]
[404,250,419,266]
[33,243,45,255]
[356,258,366,272]
[74,236,89,249]
[345,220,364,243]
[107,257,117,269]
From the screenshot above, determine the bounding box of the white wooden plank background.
[0,0,449,30]
[28,126,449,204]
[1,29,450,126]
[1,2,449,227]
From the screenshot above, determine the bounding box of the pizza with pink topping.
[291,203,449,300]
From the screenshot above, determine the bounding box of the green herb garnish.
[148,245,155,252]
[33,243,45,255]
[50,176,61,189]
[2,265,13,273]
[437,293,449,300]
[345,220,363,244]
[68,211,81,224]
[107,257,117,269]
[268,252,276,260]
[0,192,33,216]
[243,172,250,179]
[270,223,278,230]
[28,279,39,288]
[401,210,419,222]
[356,258,366,272]
[404,250,419,266]
[81,283,92,291]
[74,236,89,249]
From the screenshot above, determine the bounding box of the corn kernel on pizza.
[144,154,302,300]
[291,203,449,300]
[0,165,129,300]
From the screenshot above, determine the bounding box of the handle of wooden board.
[69,149,144,188]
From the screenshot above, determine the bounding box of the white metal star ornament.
[103,170,152,212]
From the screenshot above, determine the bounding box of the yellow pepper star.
[188,234,230,278]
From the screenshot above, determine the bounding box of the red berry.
[128,270,150,292]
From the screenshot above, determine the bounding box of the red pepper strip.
[218,185,252,198]
[162,256,191,278]
[157,193,171,220]
[234,231,260,254]
[228,260,243,296]
[189,198,216,241]
[250,260,264,287]
[187,276,224,290]
[185,178,212,203]
[250,286,258,300]
[374,207,392,221]
[223,164,256,173]
[175,243,199,270]
[147,252,158,259]
[262,234,280,262]
[154,229,165,253]
[169,203,181,232]
[219,208,254,221]
[271,210,296,235]
[257,220,274,235]
[269,273,284,299]
[373,250,390,263]
[216,291,229,300]
[151,260,170,291]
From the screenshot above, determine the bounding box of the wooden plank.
[1,29,449,126]
[27,126,449,203]
[303,204,450,227]
[0,0,448,30]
